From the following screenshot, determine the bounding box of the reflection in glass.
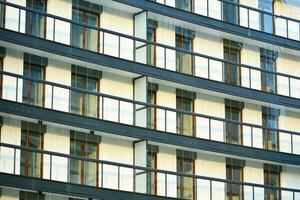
[262,107,279,151]
[264,164,281,200]
[176,93,194,137]
[225,100,243,145]
[147,89,157,129]
[261,49,277,93]
[147,20,157,66]
[177,157,194,200]
[224,39,241,86]
[176,28,194,75]
[20,122,43,178]
[0,3,4,28]
[147,151,157,195]
[23,60,45,107]
[175,0,193,12]
[226,159,244,200]
[70,65,100,118]
[71,1,100,52]
[222,0,239,25]
[69,132,98,186]
[26,0,46,38]
[259,0,273,33]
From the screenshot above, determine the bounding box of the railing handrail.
[1,69,300,138]
[1,1,300,81]
[218,0,300,24]
[1,142,300,193]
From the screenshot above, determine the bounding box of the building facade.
[0,0,300,199]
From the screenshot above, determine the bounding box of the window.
[264,164,281,200]
[259,0,274,33]
[22,54,47,107]
[0,51,3,99]
[176,89,195,137]
[20,191,45,200]
[226,158,244,200]
[147,19,157,66]
[225,100,243,145]
[0,1,4,28]
[176,27,194,75]
[262,107,279,151]
[147,83,158,129]
[26,0,46,38]
[147,145,158,195]
[261,49,277,93]
[175,0,193,12]
[70,65,101,118]
[69,131,100,186]
[177,150,196,200]
[71,0,102,52]
[224,39,242,86]
[222,0,239,24]
[20,121,45,178]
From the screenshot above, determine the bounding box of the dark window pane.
[25,0,46,38]
[147,20,157,66]
[147,90,156,129]
[20,191,45,200]
[176,31,193,75]
[225,100,242,145]
[262,107,279,151]
[177,157,194,200]
[264,164,281,200]
[175,0,192,12]
[224,40,241,86]
[226,159,243,200]
[147,151,157,195]
[222,0,239,24]
[176,95,194,136]
[261,49,277,93]
[259,0,273,33]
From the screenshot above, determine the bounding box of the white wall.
[195,93,225,141]
[244,161,264,200]
[99,136,133,191]
[156,146,176,198]
[0,117,21,175]
[195,153,226,200]
[46,0,72,45]
[156,22,176,71]
[100,72,133,125]
[45,60,71,112]
[2,48,23,102]
[242,103,263,149]
[100,7,133,60]
[156,85,176,133]
[5,0,26,33]
[240,44,261,90]
[43,125,70,182]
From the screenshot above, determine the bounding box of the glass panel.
[147,152,157,195]
[22,63,44,106]
[20,127,42,178]
[177,158,194,200]
[224,46,241,86]
[147,90,156,129]
[261,49,277,93]
[85,12,98,52]
[264,165,280,200]
[0,4,4,28]
[262,108,278,151]
[176,33,193,75]
[71,10,84,49]
[223,0,239,25]
[175,0,192,12]
[147,23,156,66]
[177,97,194,136]
[70,138,97,186]
[259,0,273,33]
[225,106,242,145]
[25,0,46,38]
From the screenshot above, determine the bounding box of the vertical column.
[134,76,147,128]
[134,140,147,193]
[134,11,147,64]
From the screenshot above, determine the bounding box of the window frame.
[225,100,243,145]
[226,160,244,200]
[176,94,195,137]
[262,107,279,151]
[224,40,242,86]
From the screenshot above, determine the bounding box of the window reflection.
[264,164,281,200]
[20,121,45,178]
[69,131,99,186]
[176,89,195,137]
[26,0,46,38]
[71,0,101,52]
[176,27,194,75]
[224,39,242,86]
[261,49,277,93]
[70,65,101,118]
[225,100,243,145]
[147,19,157,66]
[262,107,279,151]
[147,145,158,195]
[147,83,158,129]
[0,2,4,28]
[222,0,239,25]
[226,159,244,200]
[259,0,274,33]
[175,0,193,12]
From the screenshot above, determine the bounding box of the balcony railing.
[1,1,300,100]
[151,0,300,41]
[1,70,300,156]
[1,142,300,199]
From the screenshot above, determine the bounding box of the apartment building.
[0,0,300,199]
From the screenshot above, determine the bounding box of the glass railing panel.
[103,32,119,57]
[102,163,119,189]
[210,119,224,142]
[166,110,176,134]
[120,101,133,125]
[120,37,134,61]
[210,60,223,82]
[194,55,208,79]
[20,149,42,178]
[277,75,289,97]
[253,186,264,200]
[290,78,300,99]
[195,116,210,139]
[102,97,119,122]
[156,108,166,132]
[293,134,300,155]
[249,10,260,31]
[288,20,299,40]
[119,166,134,192]
[274,17,287,38]
[212,180,225,200]
[22,79,44,107]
